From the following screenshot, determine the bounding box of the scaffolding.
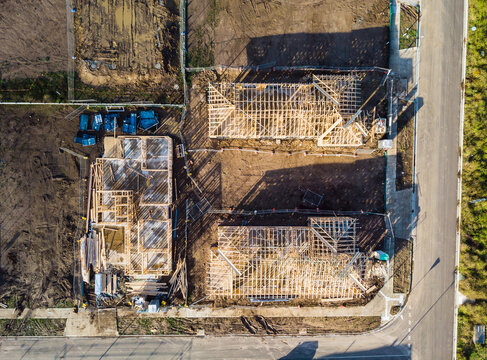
[89,136,173,277]
[208,217,373,300]
[208,74,371,146]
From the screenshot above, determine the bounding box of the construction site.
[0,0,409,337]
[74,0,179,88]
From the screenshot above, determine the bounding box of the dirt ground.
[186,68,389,153]
[180,69,388,303]
[393,238,412,293]
[0,0,68,79]
[0,106,103,309]
[188,0,390,67]
[186,213,387,302]
[396,99,415,191]
[0,319,66,336]
[183,71,386,213]
[118,315,380,335]
[74,0,179,89]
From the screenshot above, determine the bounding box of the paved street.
[0,0,466,358]
[0,336,410,359]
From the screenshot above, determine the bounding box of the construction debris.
[169,259,188,302]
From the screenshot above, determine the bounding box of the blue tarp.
[138,110,158,130]
[104,114,118,132]
[79,114,89,131]
[81,134,96,146]
[123,113,137,135]
[74,133,96,146]
[92,114,103,131]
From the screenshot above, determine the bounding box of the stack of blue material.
[79,114,89,131]
[92,114,103,131]
[123,113,137,135]
[138,110,158,130]
[75,114,96,146]
[104,114,118,132]
[74,134,96,146]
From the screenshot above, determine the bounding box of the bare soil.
[0,319,66,336]
[74,0,179,90]
[396,99,415,191]
[0,106,102,309]
[393,238,412,293]
[118,315,380,335]
[0,0,68,79]
[186,213,387,302]
[188,0,390,67]
[180,70,388,303]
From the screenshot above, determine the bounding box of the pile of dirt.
[0,107,100,308]
[188,0,390,67]
[0,0,68,79]
[74,0,179,88]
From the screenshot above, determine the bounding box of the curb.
[452,0,469,358]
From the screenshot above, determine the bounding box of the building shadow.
[279,341,318,360]
[246,29,389,68]
[279,342,410,360]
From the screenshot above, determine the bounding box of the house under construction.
[81,136,173,282]
[208,74,373,147]
[209,217,378,300]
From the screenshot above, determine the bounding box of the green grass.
[0,72,174,103]
[458,0,487,359]
[0,72,68,102]
[187,0,221,68]
[399,5,419,50]
[399,27,417,49]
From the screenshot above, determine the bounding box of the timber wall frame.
[208,217,372,300]
[208,74,371,146]
[90,136,173,277]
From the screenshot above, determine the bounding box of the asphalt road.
[0,0,466,358]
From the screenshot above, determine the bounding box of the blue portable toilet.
[138,110,158,130]
[79,114,89,131]
[123,113,137,135]
[92,114,103,131]
[104,114,118,132]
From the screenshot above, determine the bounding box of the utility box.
[378,139,393,149]
[148,299,160,313]
[474,325,485,344]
